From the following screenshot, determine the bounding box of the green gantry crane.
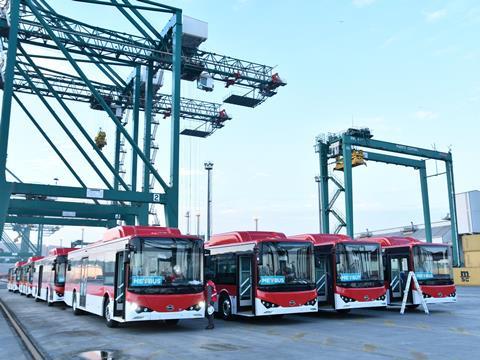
[315,128,460,266]
[0,0,286,248]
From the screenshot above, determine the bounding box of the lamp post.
[196,211,201,236]
[315,175,322,232]
[204,162,213,241]
[254,217,259,231]
[185,211,190,234]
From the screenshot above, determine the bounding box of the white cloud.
[425,9,447,23]
[414,110,438,120]
[383,35,396,47]
[233,0,249,11]
[353,0,376,8]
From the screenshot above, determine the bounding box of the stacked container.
[454,234,480,285]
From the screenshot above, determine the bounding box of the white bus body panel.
[334,293,387,310]
[254,298,317,316]
[412,289,457,305]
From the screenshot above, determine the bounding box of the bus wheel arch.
[72,290,82,315]
[103,296,118,328]
[102,294,110,318]
[46,287,53,307]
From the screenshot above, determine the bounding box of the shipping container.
[454,267,480,286]
[462,234,480,252]
[456,191,480,234]
[464,251,480,268]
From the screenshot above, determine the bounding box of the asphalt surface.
[0,286,478,360]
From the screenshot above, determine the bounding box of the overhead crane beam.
[13,62,231,127]
[18,1,285,100]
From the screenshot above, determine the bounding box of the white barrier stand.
[400,271,429,315]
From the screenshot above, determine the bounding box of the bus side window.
[95,258,105,283]
[205,255,215,281]
[103,257,115,286]
[216,254,236,285]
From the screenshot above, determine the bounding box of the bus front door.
[114,252,125,317]
[238,255,253,312]
[37,265,43,297]
[79,257,88,307]
[315,254,328,303]
[388,254,410,303]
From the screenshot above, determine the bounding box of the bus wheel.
[104,298,118,328]
[72,292,82,315]
[165,319,179,326]
[47,292,54,307]
[220,294,232,320]
[407,304,420,310]
[336,309,351,314]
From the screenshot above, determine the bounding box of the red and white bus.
[65,226,205,327]
[7,267,15,291]
[19,256,44,296]
[11,260,27,293]
[32,248,76,305]
[291,234,387,312]
[368,236,456,307]
[205,231,318,319]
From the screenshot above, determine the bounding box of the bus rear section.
[65,226,205,327]
[33,248,75,305]
[206,231,318,319]
[370,237,456,307]
[292,234,387,312]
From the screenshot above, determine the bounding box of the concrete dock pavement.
[0,285,30,360]
[0,287,479,359]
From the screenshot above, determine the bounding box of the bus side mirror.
[123,250,131,264]
[67,262,72,271]
[204,249,211,256]
[126,243,137,253]
[254,247,262,265]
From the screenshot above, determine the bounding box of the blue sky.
[3,0,479,246]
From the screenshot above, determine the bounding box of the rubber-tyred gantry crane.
[315,128,460,266]
[0,0,286,254]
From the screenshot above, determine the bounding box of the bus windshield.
[129,238,203,293]
[336,243,383,287]
[28,266,34,283]
[258,242,315,290]
[55,259,67,285]
[413,245,453,284]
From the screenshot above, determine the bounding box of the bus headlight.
[261,300,279,309]
[187,301,204,311]
[132,303,153,313]
[340,295,357,303]
[304,298,317,306]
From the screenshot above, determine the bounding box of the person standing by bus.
[205,279,217,330]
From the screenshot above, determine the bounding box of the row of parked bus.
[6,226,456,328]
